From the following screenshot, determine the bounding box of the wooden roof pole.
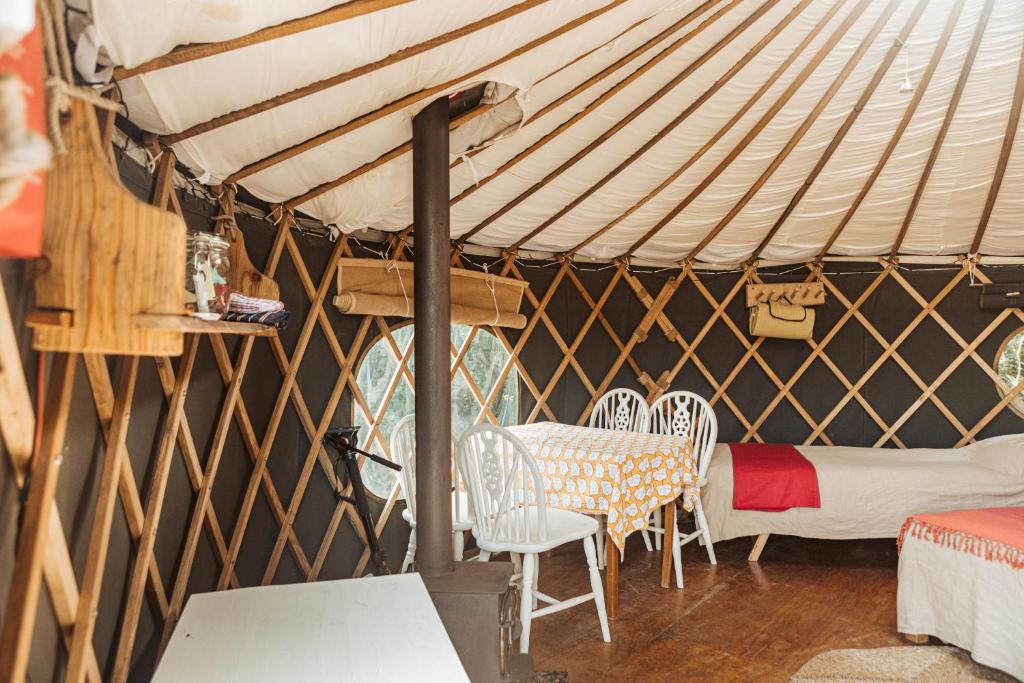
[805,0,970,262]
[749,0,953,262]
[680,0,923,263]
[455,0,750,244]
[889,0,996,256]
[569,0,847,255]
[620,0,879,258]
[113,0,414,79]
[509,0,812,251]
[159,0,550,145]
[970,24,1024,254]
[281,7,669,211]
[224,0,632,184]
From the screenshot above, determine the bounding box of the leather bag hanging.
[749,300,815,339]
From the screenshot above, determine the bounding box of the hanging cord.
[481,262,501,326]
[39,0,120,154]
[386,259,411,317]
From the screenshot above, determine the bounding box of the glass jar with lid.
[185,231,232,319]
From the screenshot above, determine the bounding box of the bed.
[897,507,1024,680]
[701,434,1024,550]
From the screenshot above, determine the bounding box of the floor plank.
[527,533,904,681]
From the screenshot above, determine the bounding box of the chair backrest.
[589,388,651,432]
[649,391,718,480]
[389,414,464,523]
[456,424,547,545]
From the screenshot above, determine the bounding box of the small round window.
[353,323,520,501]
[995,327,1024,418]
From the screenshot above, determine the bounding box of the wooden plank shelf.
[25,311,278,339]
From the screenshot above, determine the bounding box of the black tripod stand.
[323,426,402,576]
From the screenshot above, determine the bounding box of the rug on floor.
[791,646,1016,682]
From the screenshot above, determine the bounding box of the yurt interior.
[2,0,1024,681]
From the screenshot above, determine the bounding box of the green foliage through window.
[354,324,519,500]
[997,328,1024,418]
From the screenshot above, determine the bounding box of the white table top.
[154,573,469,683]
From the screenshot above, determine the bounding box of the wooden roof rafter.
[803,0,971,263]
[747,0,954,263]
[507,0,815,251]
[889,0,997,256]
[567,0,849,256]
[281,6,671,212]
[680,0,925,263]
[970,21,1024,254]
[620,0,880,258]
[158,0,552,146]
[223,0,634,185]
[456,0,764,245]
[113,0,416,80]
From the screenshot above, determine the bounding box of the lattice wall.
[1,150,1022,681]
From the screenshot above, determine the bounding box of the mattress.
[702,444,1024,542]
[898,533,1024,680]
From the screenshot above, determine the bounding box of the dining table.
[506,422,699,618]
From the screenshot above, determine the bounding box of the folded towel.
[228,291,284,314]
[222,310,290,329]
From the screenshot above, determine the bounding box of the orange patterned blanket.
[898,507,1024,570]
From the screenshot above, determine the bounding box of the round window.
[995,327,1024,418]
[352,323,520,502]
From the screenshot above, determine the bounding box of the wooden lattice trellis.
[2,136,1024,683]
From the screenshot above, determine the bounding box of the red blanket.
[730,443,821,511]
[899,507,1024,570]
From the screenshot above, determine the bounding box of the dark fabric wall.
[1,150,1021,681]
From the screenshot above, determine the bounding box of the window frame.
[994,326,1024,419]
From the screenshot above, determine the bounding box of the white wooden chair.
[647,391,718,587]
[390,414,473,573]
[588,388,651,564]
[456,424,610,653]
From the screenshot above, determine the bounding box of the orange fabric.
[899,507,1024,570]
[0,16,47,258]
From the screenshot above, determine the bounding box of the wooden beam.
[160,0,549,145]
[113,0,415,79]
[570,0,845,255]
[509,0,802,249]
[970,25,1024,254]
[890,0,996,256]
[458,0,748,244]
[0,352,77,683]
[224,0,633,184]
[0,277,34,468]
[65,357,139,683]
[621,0,874,257]
[680,0,917,262]
[810,0,967,260]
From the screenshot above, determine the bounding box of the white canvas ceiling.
[84,0,1024,264]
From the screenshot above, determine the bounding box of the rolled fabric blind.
[333,258,528,329]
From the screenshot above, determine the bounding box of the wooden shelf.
[25,311,277,338]
[134,314,278,337]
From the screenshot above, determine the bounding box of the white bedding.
[898,534,1024,680]
[702,443,1024,543]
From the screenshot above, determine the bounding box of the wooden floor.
[526,533,906,682]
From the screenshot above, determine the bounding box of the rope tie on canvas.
[457,151,481,187]
[482,262,500,326]
[386,259,411,317]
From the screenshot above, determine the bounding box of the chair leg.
[653,507,662,551]
[478,549,491,562]
[532,554,539,610]
[519,553,536,654]
[672,515,684,589]
[401,528,417,574]
[695,501,716,565]
[640,523,654,552]
[453,530,464,562]
[595,519,606,570]
[583,536,611,643]
[511,552,522,579]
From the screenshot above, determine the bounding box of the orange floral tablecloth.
[507,422,697,551]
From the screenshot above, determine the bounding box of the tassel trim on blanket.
[898,517,1024,571]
